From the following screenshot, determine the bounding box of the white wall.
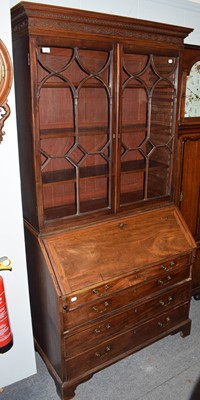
[0,0,199,389]
[0,0,36,389]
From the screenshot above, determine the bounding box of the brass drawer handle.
[92,289,99,295]
[158,275,172,286]
[92,284,110,297]
[161,261,176,272]
[95,346,111,358]
[94,327,101,334]
[118,223,127,229]
[158,317,170,328]
[159,296,173,307]
[94,323,111,334]
[92,301,109,314]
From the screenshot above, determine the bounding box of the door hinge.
[180,191,183,202]
[28,53,30,66]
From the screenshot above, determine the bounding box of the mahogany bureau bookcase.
[11,3,196,400]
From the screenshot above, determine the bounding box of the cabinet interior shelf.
[41,81,111,89]
[42,164,110,184]
[44,198,109,220]
[40,81,173,91]
[40,126,110,138]
[40,123,171,138]
[44,188,167,221]
[42,159,167,185]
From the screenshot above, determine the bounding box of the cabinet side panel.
[24,226,62,379]
[13,36,38,229]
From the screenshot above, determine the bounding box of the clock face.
[185,60,200,118]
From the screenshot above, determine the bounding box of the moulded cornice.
[11,1,192,47]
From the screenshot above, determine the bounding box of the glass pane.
[185,61,200,118]
[43,182,76,220]
[153,56,177,78]
[148,147,171,198]
[39,87,74,130]
[80,177,109,213]
[122,84,147,126]
[78,86,109,129]
[37,45,113,220]
[120,172,145,205]
[120,51,178,207]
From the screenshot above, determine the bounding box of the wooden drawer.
[65,302,190,380]
[63,264,191,330]
[64,282,191,358]
[65,254,189,310]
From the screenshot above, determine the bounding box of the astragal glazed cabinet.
[11,3,196,400]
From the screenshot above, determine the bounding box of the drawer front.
[65,302,190,380]
[64,282,191,358]
[65,254,189,310]
[63,265,190,330]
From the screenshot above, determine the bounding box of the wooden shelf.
[42,159,167,185]
[121,124,172,133]
[120,190,169,205]
[40,125,110,138]
[40,123,172,138]
[121,124,147,133]
[121,159,168,173]
[42,164,110,184]
[40,81,109,89]
[44,203,76,220]
[44,197,109,220]
[123,84,174,90]
[120,190,144,204]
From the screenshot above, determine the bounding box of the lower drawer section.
[64,282,190,358]
[63,265,190,330]
[65,302,190,381]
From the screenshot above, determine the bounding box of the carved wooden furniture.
[0,40,13,143]
[11,3,196,400]
[178,44,200,299]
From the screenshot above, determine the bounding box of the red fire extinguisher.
[0,257,13,353]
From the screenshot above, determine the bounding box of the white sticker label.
[71,296,77,302]
[41,47,51,54]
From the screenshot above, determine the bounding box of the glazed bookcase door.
[34,40,179,224]
[36,41,114,222]
[119,49,178,208]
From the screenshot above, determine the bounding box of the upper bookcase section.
[11,2,192,49]
[11,2,193,232]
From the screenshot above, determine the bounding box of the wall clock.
[184,60,200,118]
[0,39,13,144]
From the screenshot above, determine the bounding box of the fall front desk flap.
[42,206,196,296]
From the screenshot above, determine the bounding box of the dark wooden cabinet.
[11,3,196,400]
[178,44,200,298]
